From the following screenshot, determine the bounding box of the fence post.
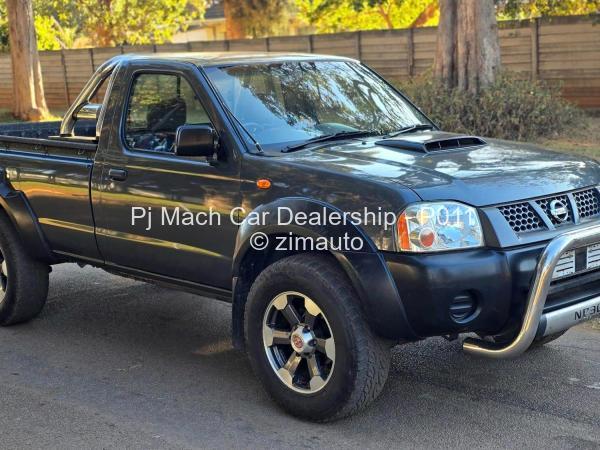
[88,48,95,71]
[530,18,540,80]
[266,37,271,52]
[407,28,415,77]
[60,49,70,107]
[356,31,362,60]
[308,35,314,53]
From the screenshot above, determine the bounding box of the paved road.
[0,264,599,449]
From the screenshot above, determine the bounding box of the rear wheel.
[0,212,49,325]
[245,253,390,422]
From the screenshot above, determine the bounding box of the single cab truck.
[1,53,600,421]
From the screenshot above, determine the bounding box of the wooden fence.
[0,15,598,111]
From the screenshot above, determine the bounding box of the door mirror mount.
[174,124,218,158]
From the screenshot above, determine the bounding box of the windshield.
[204,60,431,151]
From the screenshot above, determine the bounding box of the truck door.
[91,61,241,290]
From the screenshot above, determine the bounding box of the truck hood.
[283,132,600,207]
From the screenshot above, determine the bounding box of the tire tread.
[245,253,390,422]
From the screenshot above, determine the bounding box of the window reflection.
[206,61,429,150]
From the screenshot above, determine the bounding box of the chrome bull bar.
[463,223,600,359]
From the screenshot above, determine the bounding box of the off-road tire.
[244,253,390,422]
[0,211,49,325]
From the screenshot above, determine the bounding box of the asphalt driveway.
[0,263,599,449]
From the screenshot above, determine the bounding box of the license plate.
[553,250,575,279]
[553,243,600,280]
[586,243,600,269]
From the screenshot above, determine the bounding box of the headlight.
[396,202,484,252]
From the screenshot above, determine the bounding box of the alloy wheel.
[262,291,335,394]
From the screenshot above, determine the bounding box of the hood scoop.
[375,133,486,153]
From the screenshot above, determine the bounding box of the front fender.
[233,197,378,269]
[232,197,417,341]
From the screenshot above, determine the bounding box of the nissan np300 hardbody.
[0,53,599,421]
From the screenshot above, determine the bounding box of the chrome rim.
[262,291,335,394]
[0,250,7,303]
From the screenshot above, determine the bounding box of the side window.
[124,73,211,153]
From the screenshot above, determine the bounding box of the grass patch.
[537,115,600,160]
[582,317,600,332]
[0,108,16,123]
[0,108,62,123]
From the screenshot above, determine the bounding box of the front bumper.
[464,223,600,358]
[384,224,600,353]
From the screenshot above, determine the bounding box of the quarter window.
[124,73,211,153]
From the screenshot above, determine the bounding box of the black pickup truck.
[1,53,599,422]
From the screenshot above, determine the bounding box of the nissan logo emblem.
[549,199,569,222]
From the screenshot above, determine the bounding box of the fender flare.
[231,197,417,345]
[232,197,379,271]
[0,175,55,263]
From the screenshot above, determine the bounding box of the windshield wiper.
[384,124,435,138]
[281,130,376,153]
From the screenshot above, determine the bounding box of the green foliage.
[33,0,85,48]
[34,15,78,50]
[0,1,8,52]
[398,72,584,141]
[1,0,207,51]
[79,0,206,47]
[295,0,436,32]
[297,0,598,33]
[497,0,600,19]
[228,0,292,37]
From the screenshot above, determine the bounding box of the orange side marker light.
[257,178,272,190]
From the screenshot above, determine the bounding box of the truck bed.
[0,119,99,260]
[0,121,98,157]
[0,121,96,139]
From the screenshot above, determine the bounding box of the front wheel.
[245,254,390,422]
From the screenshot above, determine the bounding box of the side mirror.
[175,124,218,158]
[74,102,102,120]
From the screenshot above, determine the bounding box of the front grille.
[498,187,600,234]
[536,194,573,226]
[498,203,545,233]
[574,189,600,219]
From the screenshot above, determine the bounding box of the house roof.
[204,1,225,20]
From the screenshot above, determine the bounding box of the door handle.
[108,168,128,182]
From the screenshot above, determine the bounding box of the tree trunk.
[224,0,245,39]
[6,0,49,121]
[434,0,500,93]
[411,1,438,28]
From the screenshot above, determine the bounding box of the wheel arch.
[230,197,417,349]
[0,177,56,264]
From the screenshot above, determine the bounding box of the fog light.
[449,292,478,322]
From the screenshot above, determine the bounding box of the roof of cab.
[111,52,357,67]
